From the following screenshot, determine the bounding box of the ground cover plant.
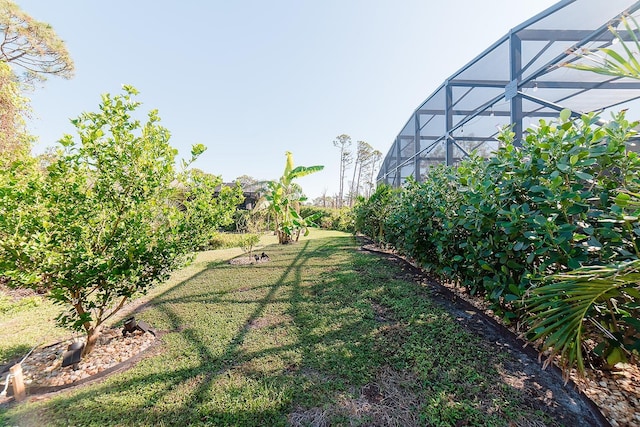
[0,230,578,426]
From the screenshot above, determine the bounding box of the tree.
[0,0,74,82]
[263,151,323,244]
[348,140,376,206]
[365,149,382,197]
[333,134,352,208]
[0,61,32,165]
[234,174,259,188]
[313,188,334,208]
[0,86,242,356]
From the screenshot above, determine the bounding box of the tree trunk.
[355,161,363,203]
[349,151,359,207]
[82,326,101,357]
[277,227,292,244]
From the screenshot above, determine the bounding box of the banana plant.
[263,152,324,244]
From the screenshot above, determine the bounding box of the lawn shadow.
[2,235,608,426]
[5,236,362,426]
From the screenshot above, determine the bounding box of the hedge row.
[355,111,640,372]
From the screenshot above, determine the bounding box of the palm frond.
[526,259,640,378]
[565,16,640,79]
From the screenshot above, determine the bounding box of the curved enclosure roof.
[377,0,640,187]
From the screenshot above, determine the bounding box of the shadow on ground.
[0,235,609,426]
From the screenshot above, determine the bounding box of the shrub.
[353,185,397,244]
[300,206,354,233]
[359,110,640,372]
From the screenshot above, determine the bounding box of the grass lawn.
[1,230,557,426]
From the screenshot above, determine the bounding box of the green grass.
[0,294,69,366]
[1,230,557,426]
[0,233,278,366]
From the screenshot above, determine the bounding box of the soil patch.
[228,253,271,265]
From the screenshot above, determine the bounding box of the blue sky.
[17,0,558,199]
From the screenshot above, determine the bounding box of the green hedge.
[299,206,355,233]
[355,111,640,372]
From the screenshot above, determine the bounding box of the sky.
[16,0,559,200]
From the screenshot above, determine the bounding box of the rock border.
[0,331,163,404]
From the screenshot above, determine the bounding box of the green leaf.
[574,171,593,181]
[622,316,640,331]
[504,294,520,302]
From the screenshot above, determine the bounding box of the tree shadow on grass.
[2,235,607,427]
[4,236,362,426]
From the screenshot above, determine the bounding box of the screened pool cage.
[377,0,640,187]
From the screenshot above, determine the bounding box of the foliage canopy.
[0,86,242,355]
[0,0,74,82]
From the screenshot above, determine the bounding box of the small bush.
[238,233,260,255]
[300,206,354,233]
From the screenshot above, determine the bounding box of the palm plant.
[566,15,640,78]
[525,20,640,377]
[527,260,640,378]
[527,185,640,377]
[263,152,324,244]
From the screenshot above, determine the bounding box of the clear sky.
[17,0,558,200]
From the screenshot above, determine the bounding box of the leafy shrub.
[203,232,244,250]
[224,208,270,233]
[300,206,354,233]
[353,185,398,243]
[359,110,640,372]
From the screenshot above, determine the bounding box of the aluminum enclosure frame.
[377,0,640,187]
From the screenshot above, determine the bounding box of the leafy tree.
[263,151,323,244]
[0,86,241,355]
[313,189,335,208]
[0,0,74,82]
[0,61,32,165]
[234,174,259,188]
[364,149,382,198]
